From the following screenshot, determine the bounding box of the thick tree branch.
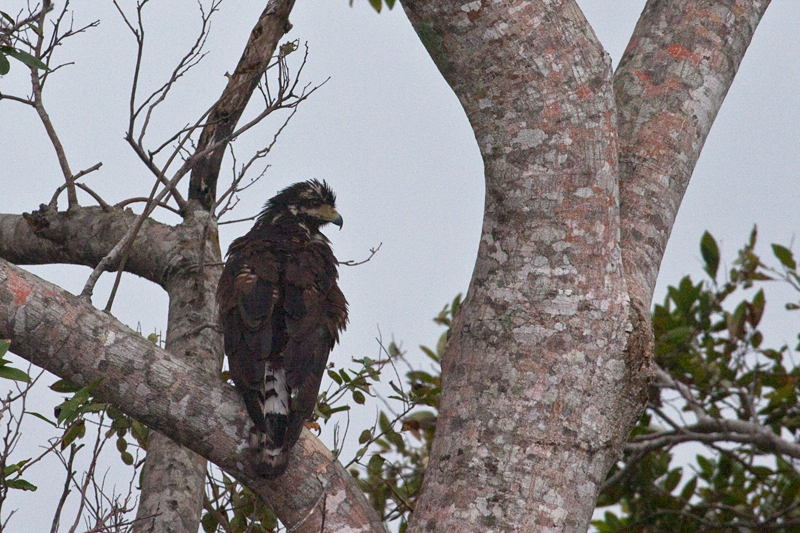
[0,258,385,533]
[189,0,296,210]
[615,0,771,307]
[0,207,177,287]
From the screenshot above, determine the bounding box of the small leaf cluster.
[202,471,278,533]
[317,352,398,424]
[0,11,49,75]
[349,0,396,13]
[0,341,38,495]
[50,378,148,465]
[595,227,800,532]
[349,295,458,531]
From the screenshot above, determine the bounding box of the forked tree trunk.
[401,0,771,531]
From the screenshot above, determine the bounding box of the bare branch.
[29,1,77,209]
[115,197,181,216]
[134,1,219,145]
[625,418,800,459]
[0,92,34,105]
[341,243,383,267]
[188,0,297,210]
[124,133,188,211]
[654,366,712,423]
[0,3,53,39]
[217,215,256,226]
[50,443,79,533]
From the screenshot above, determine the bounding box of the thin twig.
[115,197,182,216]
[50,443,78,533]
[341,243,383,267]
[29,0,77,209]
[217,215,256,226]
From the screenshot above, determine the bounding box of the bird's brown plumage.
[217,180,347,476]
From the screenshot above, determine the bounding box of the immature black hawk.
[217,180,347,476]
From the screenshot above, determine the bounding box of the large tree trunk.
[401,0,771,531]
[133,208,223,533]
[402,2,638,530]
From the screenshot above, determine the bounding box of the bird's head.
[260,179,343,231]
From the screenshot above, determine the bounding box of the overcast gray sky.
[2,0,799,530]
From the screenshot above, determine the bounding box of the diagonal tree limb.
[0,258,385,533]
[188,0,296,210]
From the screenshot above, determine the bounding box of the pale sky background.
[1,0,800,531]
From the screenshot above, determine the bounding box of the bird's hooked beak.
[319,205,343,230]
[330,211,343,229]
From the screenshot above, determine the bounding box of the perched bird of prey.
[217,180,347,476]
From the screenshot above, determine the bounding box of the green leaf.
[749,288,765,327]
[3,459,29,476]
[61,420,86,449]
[772,244,797,270]
[0,340,9,358]
[26,411,57,427]
[367,453,385,473]
[727,301,747,339]
[0,365,31,383]
[368,0,382,12]
[663,468,682,492]
[130,420,149,449]
[5,48,48,71]
[358,429,372,444]
[327,405,350,415]
[419,345,438,362]
[700,231,720,280]
[201,511,219,533]
[352,390,366,404]
[680,476,697,500]
[50,379,82,393]
[0,53,9,76]
[697,455,714,480]
[120,451,134,465]
[7,478,37,491]
[353,445,368,463]
[327,369,343,385]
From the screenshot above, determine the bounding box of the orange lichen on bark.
[667,43,700,64]
[576,85,594,100]
[8,271,31,305]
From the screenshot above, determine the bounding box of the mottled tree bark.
[400,0,771,531]
[615,0,771,308]
[132,207,223,533]
[402,1,635,530]
[0,207,174,285]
